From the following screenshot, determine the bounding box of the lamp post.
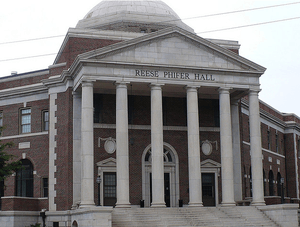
[96,175,102,206]
[40,209,46,227]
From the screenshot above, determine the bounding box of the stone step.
[112,207,279,227]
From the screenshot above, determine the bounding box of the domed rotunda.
[76,0,194,33]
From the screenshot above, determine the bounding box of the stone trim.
[49,93,57,211]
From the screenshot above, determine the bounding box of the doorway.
[202,173,215,206]
[149,172,171,207]
[103,172,117,206]
[142,143,179,207]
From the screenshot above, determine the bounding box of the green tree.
[0,132,22,208]
[0,141,22,182]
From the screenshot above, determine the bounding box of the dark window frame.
[42,110,49,131]
[20,108,31,134]
[16,159,34,197]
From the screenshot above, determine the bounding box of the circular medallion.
[201,141,212,156]
[104,138,116,154]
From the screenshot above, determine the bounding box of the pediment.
[201,159,221,168]
[78,27,265,73]
[96,157,116,167]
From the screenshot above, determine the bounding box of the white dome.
[84,0,180,20]
[76,0,194,32]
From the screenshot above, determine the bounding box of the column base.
[151,202,166,208]
[188,202,203,207]
[251,201,266,206]
[79,201,96,208]
[79,204,96,209]
[115,203,131,208]
[221,202,236,207]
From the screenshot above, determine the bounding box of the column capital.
[81,80,94,87]
[115,81,130,88]
[72,91,81,98]
[186,85,200,91]
[150,83,164,89]
[248,89,261,96]
[218,87,231,94]
[230,98,239,106]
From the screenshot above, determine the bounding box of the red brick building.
[0,1,299,226]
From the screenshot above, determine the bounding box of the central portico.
[66,26,266,208]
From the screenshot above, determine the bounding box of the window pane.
[21,109,31,133]
[22,115,31,124]
[43,111,49,131]
[44,111,49,121]
[22,125,31,133]
[22,109,31,114]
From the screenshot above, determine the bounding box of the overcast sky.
[0,0,299,116]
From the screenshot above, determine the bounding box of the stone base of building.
[257,204,299,227]
[0,207,113,227]
[0,204,298,227]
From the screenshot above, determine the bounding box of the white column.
[249,90,265,206]
[80,81,95,207]
[115,82,131,208]
[150,84,166,208]
[72,92,82,209]
[186,86,203,207]
[219,88,235,206]
[231,99,243,202]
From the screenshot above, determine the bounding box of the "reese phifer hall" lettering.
[135,70,215,81]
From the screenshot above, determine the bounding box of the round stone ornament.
[104,138,116,154]
[201,140,212,156]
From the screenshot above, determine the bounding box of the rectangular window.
[42,178,48,197]
[20,109,31,133]
[267,130,271,150]
[275,134,278,153]
[43,111,49,131]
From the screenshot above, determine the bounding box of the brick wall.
[54,89,73,210]
[55,37,122,68]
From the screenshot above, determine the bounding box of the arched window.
[16,159,33,197]
[269,170,274,196]
[277,172,282,196]
[144,148,174,163]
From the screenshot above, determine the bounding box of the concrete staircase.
[112,206,279,227]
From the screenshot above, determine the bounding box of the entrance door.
[164,173,170,207]
[202,173,215,206]
[149,173,171,207]
[103,172,117,206]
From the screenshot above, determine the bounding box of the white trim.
[1,131,48,140]
[200,159,221,206]
[97,158,117,207]
[94,123,220,132]
[49,93,57,211]
[242,141,285,158]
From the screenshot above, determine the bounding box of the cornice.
[42,72,73,89]
[241,99,300,133]
[0,83,48,100]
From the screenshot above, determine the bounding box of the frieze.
[135,69,215,81]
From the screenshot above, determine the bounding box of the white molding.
[1,131,48,140]
[94,123,220,132]
[242,141,285,158]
